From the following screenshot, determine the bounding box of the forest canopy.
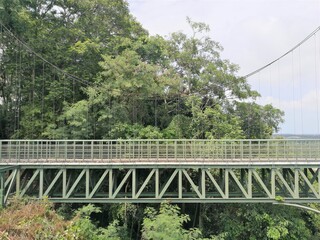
[0,0,283,140]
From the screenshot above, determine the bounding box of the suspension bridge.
[1,22,320,207]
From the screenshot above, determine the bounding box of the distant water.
[273,134,320,139]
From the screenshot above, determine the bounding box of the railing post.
[91,141,94,160]
[275,140,278,160]
[56,141,58,161]
[284,141,287,160]
[258,140,260,161]
[18,141,21,162]
[232,141,235,159]
[175,140,177,160]
[309,140,311,160]
[45,141,48,161]
[267,140,270,161]
[27,141,30,161]
[240,141,243,160]
[107,141,110,160]
[166,141,168,160]
[8,141,11,161]
[99,140,103,160]
[300,140,303,160]
[37,141,42,160]
[157,140,159,160]
[115,141,118,159]
[65,141,68,161]
[315,140,320,160]
[82,141,85,160]
[73,141,76,160]
[207,140,210,160]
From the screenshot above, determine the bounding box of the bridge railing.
[0,139,320,163]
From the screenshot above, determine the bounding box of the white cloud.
[257,89,320,134]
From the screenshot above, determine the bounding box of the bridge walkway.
[1,139,320,206]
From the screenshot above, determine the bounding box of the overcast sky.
[127,0,320,135]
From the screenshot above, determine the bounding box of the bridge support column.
[0,173,4,207]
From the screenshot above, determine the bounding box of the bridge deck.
[1,139,320,206]
[1,159,320,167]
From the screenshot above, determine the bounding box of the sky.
[127,0,320,135]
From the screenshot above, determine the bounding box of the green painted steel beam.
[0,166,17,172]
[182,169,203,198]
[275,169,296,198]
[66,169,86,198]
[159,169,179,198]
[20,169,40,197]
[4,169,17,203]
[135,169,155,199]
[44,198,320,204]
[252,170,272,198]
[205,169,226,198]
[89,169,109,198]
[0,172,4,207]
[2,159,320,205]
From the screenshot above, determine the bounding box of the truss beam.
[1,165,320,206]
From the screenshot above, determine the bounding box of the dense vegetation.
[0,0,319,239]
[0,0,283,140]
[1,198,320,240]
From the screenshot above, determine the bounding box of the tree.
[164,18,270,139]
[73,35,180,139]
[235,102,284,139]
[142,202,203,240]
[201,203,312,240]
[167,17,258,101]
[0,0,147,139]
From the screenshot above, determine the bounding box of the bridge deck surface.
[1,158,319,167]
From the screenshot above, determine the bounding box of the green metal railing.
[0,139,320,163]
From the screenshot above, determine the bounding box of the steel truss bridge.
[1,139,320,206]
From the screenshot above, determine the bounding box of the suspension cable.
[298,46,303,134]
[314,34,320,134]
[245,26,320,78]
[0,22,92,86]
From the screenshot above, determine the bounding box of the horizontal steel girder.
[1,165,320,205]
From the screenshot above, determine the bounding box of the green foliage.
[142,201,202,240]
[186,96,245,139]
[0,199,132,240]
[0,2,283,139]
[0,0,146,139]
[202,204,313,240]
[236,102,284,139]
[96,220,129,240]
[163,114,193,138]
[2,198,320,240]
[107,123,163,139]
[275,196,285,202]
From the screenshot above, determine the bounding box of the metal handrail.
[0,139,320,163]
